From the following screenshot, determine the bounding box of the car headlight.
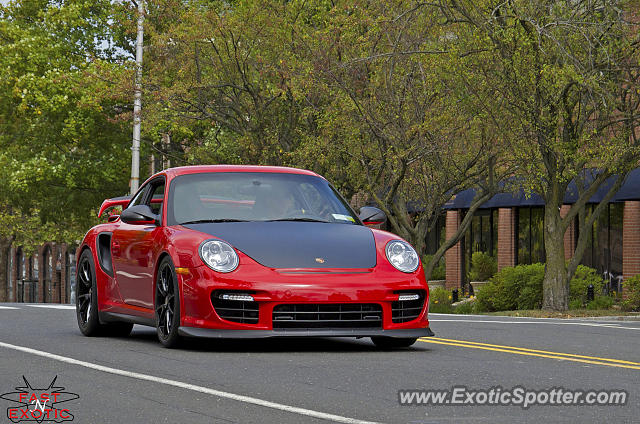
[385,240,419,273]
[199,239,239,273]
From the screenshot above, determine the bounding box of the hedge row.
[474,264,610,312]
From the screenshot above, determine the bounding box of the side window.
[127,186,148,209]
[147,182,165,217]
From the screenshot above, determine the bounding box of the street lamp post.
[130,0,145,195]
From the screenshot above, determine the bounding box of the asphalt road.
[0,304,638,424]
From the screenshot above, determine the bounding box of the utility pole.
[130,0,145,195]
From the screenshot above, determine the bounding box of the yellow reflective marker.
[175,267,190,275]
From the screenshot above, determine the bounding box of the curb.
[568,315,640,322]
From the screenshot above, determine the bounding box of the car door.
[111,178,165,309]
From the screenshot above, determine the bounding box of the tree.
[438,0,640,309]
[132,0,321,167]
[292,1,507,278]
[0,0,133,248]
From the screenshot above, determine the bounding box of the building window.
[516,207,545,264]
[581,203,623,279]
[609,203,623,276]
[462,209,498,285]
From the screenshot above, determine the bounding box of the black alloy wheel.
[155,256,182,347]
[76,250,97,335]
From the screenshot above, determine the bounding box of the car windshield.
[167,172,360,226]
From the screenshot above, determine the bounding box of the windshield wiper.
[178,219,249,225]
[265,217,330,223]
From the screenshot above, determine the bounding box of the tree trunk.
[542,202,569,310]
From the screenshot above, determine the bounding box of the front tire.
[371,337,418,349]
[155,256,182,348]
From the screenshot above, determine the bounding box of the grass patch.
[483,309,640,318]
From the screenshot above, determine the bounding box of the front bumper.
[178,326,434,339]
[180,261,431,332]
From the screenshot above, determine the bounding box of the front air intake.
[272,303,382,329]
[392,290,426,323]
[211,291,259,324]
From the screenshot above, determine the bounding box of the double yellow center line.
[419,337,640,370]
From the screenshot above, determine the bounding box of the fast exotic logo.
[0,377,79,423]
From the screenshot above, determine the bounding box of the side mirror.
[359,206,387,227]
[121,205,159,225]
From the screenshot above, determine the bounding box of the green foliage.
[568,298,584,310]
[423,255,446,281]
[439,0,640,311]
[475,263,545,312]
[0,0,131,247]
[569,265,605,304]
[467,252,497,282]
[621,275,640,312]
[453,300,475,314]
[0,0,638,292]
[429,287,453,314]
[586,296,614,310]
[475,264,609,312]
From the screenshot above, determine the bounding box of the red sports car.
[76,165,433,348]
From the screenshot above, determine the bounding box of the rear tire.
[76,250,101,336]
[155,256,182,348]
[76,249,134,337]
[371,337,418,349]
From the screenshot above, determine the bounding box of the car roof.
[164,165,321,178]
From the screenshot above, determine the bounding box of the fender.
[78,223,124,311]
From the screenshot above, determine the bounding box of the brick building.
[438,169,640,295]
[0,243,76,304]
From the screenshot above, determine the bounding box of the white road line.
[429,319,640,330]
[25,304,75,310]
[0,341,380,424]
[0,306,19,310]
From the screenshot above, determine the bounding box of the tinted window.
[127,186,147,209]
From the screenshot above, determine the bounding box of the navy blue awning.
[444,167,640,210]
[613,167,640,201]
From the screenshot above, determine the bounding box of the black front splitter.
[178,326,434,339]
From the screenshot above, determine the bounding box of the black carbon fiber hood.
[184,221,377,269]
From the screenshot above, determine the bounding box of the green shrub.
[422,255,446,281]
[621,275,640,311]
[569,265,604,303]
[473,281,500,312]
[474,264,606,312]
[475,263,545,312]
[453,299,475,314]
[467,252,497,282]
[429,287,453,313]
[568,298,584,309]
[586,296,614,310]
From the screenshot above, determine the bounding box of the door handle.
[112,241,120,255]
